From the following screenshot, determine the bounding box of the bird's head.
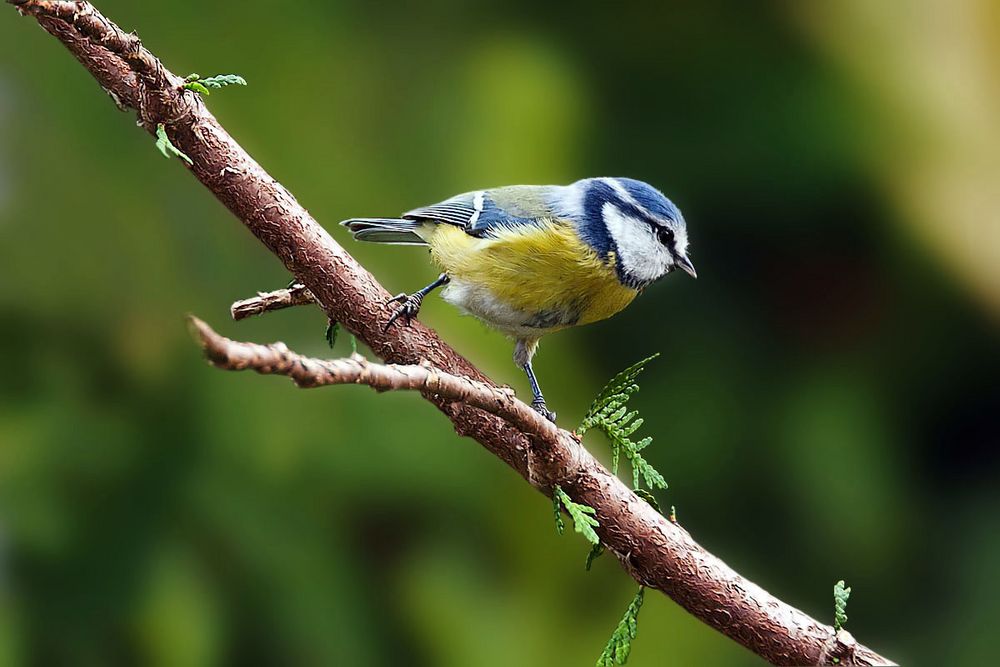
[571,177,695,289]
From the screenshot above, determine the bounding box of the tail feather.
[340,217,427,245]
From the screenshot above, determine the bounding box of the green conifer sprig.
[202,74,248,88]
[154,123,192,164]
[325,319,339,349]
[552,485,600,545]
[562,357,669,663]
[596,586,645,666]
[182,72,247,95]
[585,542,605,570]
[578,354,666,490]
[182,79,211,96]
[834,580,851,631]
[552,492,565,535]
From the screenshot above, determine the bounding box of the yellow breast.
[423,220,637,333]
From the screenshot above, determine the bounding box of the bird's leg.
[514,338,556,422]
[523,360,556,422]
[384,273,450,331]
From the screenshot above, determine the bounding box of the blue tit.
[341,177,696,421]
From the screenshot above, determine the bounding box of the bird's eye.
[656,227,675,248]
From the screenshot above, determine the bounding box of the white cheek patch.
[602,203,672,283]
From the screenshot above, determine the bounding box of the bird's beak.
[676,254,697,279]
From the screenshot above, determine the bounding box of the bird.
[340,177,696,422]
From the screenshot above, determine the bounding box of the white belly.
[442,279,561,338]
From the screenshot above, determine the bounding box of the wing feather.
[404,192,480,227]
[404,188,548,238]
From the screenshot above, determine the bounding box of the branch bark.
[190,316,561,439]
[230,284,316,320]
[9,2,894,664]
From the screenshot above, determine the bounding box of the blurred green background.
[1,1,998,665]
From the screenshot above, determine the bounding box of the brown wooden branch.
[230,284,316,320]
[8,2,894,664]
[190,316,562,439]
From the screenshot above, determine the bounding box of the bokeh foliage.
[1,1,998,665]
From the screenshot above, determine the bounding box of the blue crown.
[615,177,683,223]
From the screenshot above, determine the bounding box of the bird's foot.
[383,292,424,331]
[531,396,557,423]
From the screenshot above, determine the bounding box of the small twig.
[230,284,316,320]
[189,315,556,439]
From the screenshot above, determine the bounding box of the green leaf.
[183,73,246,96]
[324,320,338,349]
[553,486,599,545]
[183,80,212,96]
[349,334,358,355]
[578,354,667,491]
[154,124,192,165]
[834,580,851,631]
[620,415,643,437]
[585,543,605,571]
[580,353,659,434]
[606,405,627,424]
[631,456,667,491]
[552,493,565,535]
[596,586,645,666]
[200,74,247,89]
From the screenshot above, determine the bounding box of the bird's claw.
[386,293,408,305]
[531,397,557,423]
[383,293,423,331]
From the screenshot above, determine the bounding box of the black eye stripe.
[597,190,677,249]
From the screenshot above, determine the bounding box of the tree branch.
[230,284,316,320]
[9,2,894,664]
[190,316,561,439]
